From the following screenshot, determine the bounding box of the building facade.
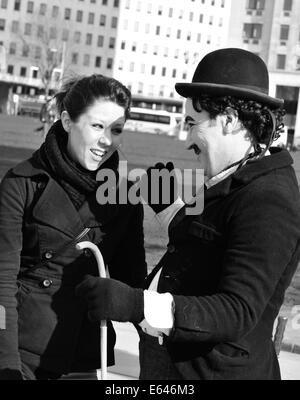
[228,0,300,146]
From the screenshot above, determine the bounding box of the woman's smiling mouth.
[90,148,108,158]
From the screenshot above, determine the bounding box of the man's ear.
[223,107,239,134]
[61,111,72,133]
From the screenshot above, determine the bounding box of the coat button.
[41,279,53,288]
[37,181,46,190]
[44,251,53,260]
[167,244,176,253]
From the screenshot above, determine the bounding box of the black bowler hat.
[175,48,283,108]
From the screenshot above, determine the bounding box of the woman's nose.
[98,132,112,146]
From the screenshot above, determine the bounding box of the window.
[172,69,177,78]
[151,66,156,75]
[52,5,59,17]
[72,53,78,65]
[102,0,108,4]
[174,49,179,58]
[243,23,262,39]
[31,68,38,79]
[187,32,191,40]
[247,0,265,10]
[7,65,14,74]
[1,0,8,9]
[162,67,166,76]
[197,33,201,42]
[209,16,213,25]
[169,8,173,17]
[136,1,141,11]
[83,54,90,66]
[40,3,47,15]
[100,15,106,26]
[177,30,181,39]
[153,46,158,55]
[91,0,96,3]
[0,19,5,31]
[138,82,144,94]
[164,47,168,57]
[123,19,128,29]
[35,46,41,59]
[37,25,44,38]
[140,64,145,73]
[277,54,286,69]
[199,14,204,23]
[114,0,119,7]
[296,57,300,71]
[64,8,71,20]
[147,3,152,13]
[129,62,134,72]
[107,58,113,69]
[143,44,147,53]
[283,0,292,11]
[111,17,118,28]
[158,5,162,15]
[62,29,69,41]
[145,24,150,33]
[50,26,57,39]
[121,41,125,49]
[118,60,123,70]
[211,0,215,5]
[22,44,29,57]
[156,26,160,35]
[77,10,83,22]
[219,18,223,27]
[27,1,34,13]
[11,21,19,33]
[109,37,115,49]
[134,22,139,32]
[179,10,183,19]
[9,42,16,55]
[166,27,171,37]
[86,33,92,45]
[98,35,104,47]
[20,67,27,77]
[280,25,290,41]
[88,12,94,24]
[24,23,31,35]
[182,72,187,79]
[221,0,225,7]
[132,42,136,51]
[189,12,193,21]
[95,56,101,67]
[14,0,21,11]
[125,0,130,9]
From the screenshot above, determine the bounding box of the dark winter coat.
[0,157,146,375]
[144,148,300,380]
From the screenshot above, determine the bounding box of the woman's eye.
[92,123,104,129]
[112,128,123,135]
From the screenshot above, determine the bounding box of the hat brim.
[175,82,284,108]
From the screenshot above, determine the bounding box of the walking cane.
[76,241,107,380]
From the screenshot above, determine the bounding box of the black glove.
[0,369,23,380]
[144,162,177,213]
[76,275,144,323]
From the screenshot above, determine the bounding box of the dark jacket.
[145,148,300,380]
[0,157,146,375]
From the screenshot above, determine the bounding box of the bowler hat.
[175,48,283,108]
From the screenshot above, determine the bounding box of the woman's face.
[63,100,126,171]
[184,98,249,179]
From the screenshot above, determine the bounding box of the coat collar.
[205,148,293,203]
[12,158,118,237]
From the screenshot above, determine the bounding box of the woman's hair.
[54,74,131,121]
[192,95,286,145]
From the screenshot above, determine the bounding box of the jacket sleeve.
[170,182,300,343]
[0,171,25,371]
[108,202,147,289]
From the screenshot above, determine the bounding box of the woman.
[76,49,300,380]
[0,74,147,379]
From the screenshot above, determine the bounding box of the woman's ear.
[61,111,72,133]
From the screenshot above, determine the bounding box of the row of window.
[277,54,300,71]
[118,62,188,79]
[124,0,226,14]
[0,14,118,33]
[243,23,300,42]
[0,0,119,12]
[246,0,293,11]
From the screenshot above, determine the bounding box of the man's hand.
[76,275,144,323]
[144,162,177,213]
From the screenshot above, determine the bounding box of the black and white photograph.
[0,0,300,384]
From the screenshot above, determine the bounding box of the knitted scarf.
[32,120,119,210]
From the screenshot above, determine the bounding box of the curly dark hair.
[54,74,131,121]
[192,95,286,146]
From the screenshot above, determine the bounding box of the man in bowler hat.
[76,48,300,380]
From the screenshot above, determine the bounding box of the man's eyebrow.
[185,116,194,123]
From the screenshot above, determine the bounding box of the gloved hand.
[144,162,177,213]
[76,275,144,323]
[0,369,23,380]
